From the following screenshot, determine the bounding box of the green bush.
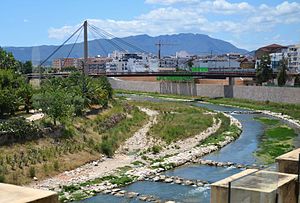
[53,160,59,171]
[152,145,162,154]
[100,140,114,157]
[0,117,42,146]
[29,166,36,178]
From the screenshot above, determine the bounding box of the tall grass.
[128,100,214,143]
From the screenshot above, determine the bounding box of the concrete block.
[0,183,58,203]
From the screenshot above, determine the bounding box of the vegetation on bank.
[59,166,136,202]
[0,64,150,185]
[116,89,300,122]
[200,113,241,146]
[205,98,300,121]
[128,100,214,143]
[255,117,297,164]
[115,89,196,100]
[0,98,148,185]
[254,117,280,125]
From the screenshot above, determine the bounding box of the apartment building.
[287,44,300,73]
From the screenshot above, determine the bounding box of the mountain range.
[3,33,248,65]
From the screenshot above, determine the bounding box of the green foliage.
[33,72,113,125]
[0,117,42,145]
[256,125,297,164]
[61,66,77,72]
[53,160,59,171]
[20,61,33,74]
[0,47,20,71]
[277,58,288,86]
[110,175,134,186]
[151,145,162,154]
[201,113,233,146]
[256,54,273,84]
[143,102,213,143]
[63,185,81,193]
[254,117,280,125]
[33,88,74,125]
[29,166,36,178]
[0,69,32,117]
[98,106,147,157]
[131,161,145,166]
[206,97,300,121]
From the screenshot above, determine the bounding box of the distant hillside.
[3,33,248,65]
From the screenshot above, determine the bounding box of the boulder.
[165,178,173,183]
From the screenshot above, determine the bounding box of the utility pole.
[83,20,88,75]
[156,40,162,68]
[155,40,176,68]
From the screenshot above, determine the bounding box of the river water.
[80,95,300,203]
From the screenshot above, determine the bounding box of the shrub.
[29,166,36,178]
[100,140,114,157]
[0,175,5,183]
[0,118,42,146]
[152,145,162,154]
[53,160,59,171]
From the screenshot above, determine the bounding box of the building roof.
[258,44,288,52]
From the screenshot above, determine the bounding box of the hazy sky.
[1,0,300,50]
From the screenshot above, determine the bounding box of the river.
[79,94,300,203]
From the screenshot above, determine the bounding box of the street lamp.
[227,53,231,69]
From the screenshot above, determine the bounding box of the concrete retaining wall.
[196,84,225,98]
[109,79,160,93]
[232,86,300,104]
[110,79,300,104]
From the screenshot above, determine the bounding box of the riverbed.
[80,94,300,203]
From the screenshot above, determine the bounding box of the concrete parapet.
[0,183,58,203]
[276,148,300,175]
[211,169,297,203]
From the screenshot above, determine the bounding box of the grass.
[116,89,300,122]
[205,97,300,121]
[254,117,280,125]
[200,113,241,146]
[99,105,147,157]
[256,125,297,164]
[0,100,148,185]
[128,100,214,143]
[115,89,196,100]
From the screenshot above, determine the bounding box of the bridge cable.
[88,28,109,56]
[88,24,127,53]
[38,24,84,67]
[62,26,84,68]
[89,23,148,54]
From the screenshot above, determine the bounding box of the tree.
[0,69,26,117]
[20,61,33,74]
[256,54,273,84]
[33,89,74,125]
[0,47,20,71]
[187,59,194,71]
[277,58,288,86]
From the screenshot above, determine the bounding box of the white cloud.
[23,19,29,23]
[49,25,82,39]
[48,1,300,45]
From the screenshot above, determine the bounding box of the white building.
[287,44,300,73]
[269,52,286,71]
[107,51,154,72]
